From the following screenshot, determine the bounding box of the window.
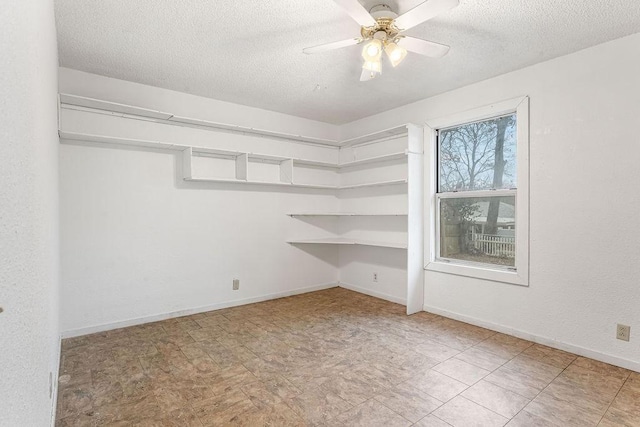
[438,113,517,268]
[425,97,529,285]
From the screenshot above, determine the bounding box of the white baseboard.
[423,304,640,373]
[61,282,338,338]
[50,335,61,426]
[339,281,406,306]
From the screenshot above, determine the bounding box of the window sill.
[424,260,528,286]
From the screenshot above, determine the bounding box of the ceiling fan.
[303,0,459,81]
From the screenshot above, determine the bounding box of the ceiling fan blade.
[393,0,459,31]
[303,38,361,54]
[333,0,377,27]
[398,36,450,58]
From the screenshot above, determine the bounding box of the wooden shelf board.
[287,237,407,249]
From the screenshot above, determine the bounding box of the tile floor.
[56,288,640,426]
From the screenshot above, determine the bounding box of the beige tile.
[503,354,562,384]
[413,414,453,427]
[432,396,508,427]
[228,402,307,426]
[192,390,255,426]
[543,367,623,414]
[326,399,412,427]
[569,357,630,381]
[462,380,530,418]
[415,340,461,362]
[56,385,94,420]
[505,410,556,426]
[520,344,576,370]
[624,372,640,393]
[283,386,352,424]
[374,382,443,422]
[319,372,383,406]
[433,358,491,385]
[600,405,640,427]
[199,400,256,426]
[454,347,510,371]
[53,288,640,427]
[484,366,551,399]
[404,370,468,402]
[522,392,603,426]
[474,334,533,359]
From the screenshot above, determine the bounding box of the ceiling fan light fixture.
[360,68,378,81]
[384,42,407,67]
[362,39,382,61]
[362,59,382,74]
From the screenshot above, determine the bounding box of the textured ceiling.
[55,0,640,124]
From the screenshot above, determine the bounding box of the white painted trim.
[50,336,62,426]
[338,281,407,306]
[61,282,339,338]
[423,304,640,373]
[406,124,425,315]
[423,96,530,286]
[425,96,528,130]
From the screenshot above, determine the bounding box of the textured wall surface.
[58,70,341,336]
[343,33,640,370]
[0,0,60,425]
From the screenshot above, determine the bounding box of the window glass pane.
[439,114,517,192]
[439,196,515,267]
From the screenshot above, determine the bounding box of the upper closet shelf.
[58,131,407,169]
[59,93,409,147]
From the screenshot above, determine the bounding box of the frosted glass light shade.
[384,42,408,67]
[361,40,383,61]
[362,59,382,73]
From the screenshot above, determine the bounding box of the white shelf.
[338,152,407,168]
[59,93,413,147]
[59,131,409,174]
[60,94,341,146]
[59,131,340,167]
[340,125,408,147]
[287,237,407,249]
[184,177,337,190]
[287,213,408,217]
[59,93,173,120]
[339,179,408,190]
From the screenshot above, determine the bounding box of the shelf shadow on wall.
[286,243,340,267]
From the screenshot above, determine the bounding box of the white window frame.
[424,96,529,286]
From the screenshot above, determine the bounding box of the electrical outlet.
[617,324,630,341]
[233,279,240,290]
[373,273,378,282]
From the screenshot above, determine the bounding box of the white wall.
[59,71,341,336]
[0,1,60,425]
[342,33,640,370]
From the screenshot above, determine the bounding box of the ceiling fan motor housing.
[369,4,398,19]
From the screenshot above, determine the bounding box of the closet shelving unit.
[181,146,409,190]
[58,93,423,314]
